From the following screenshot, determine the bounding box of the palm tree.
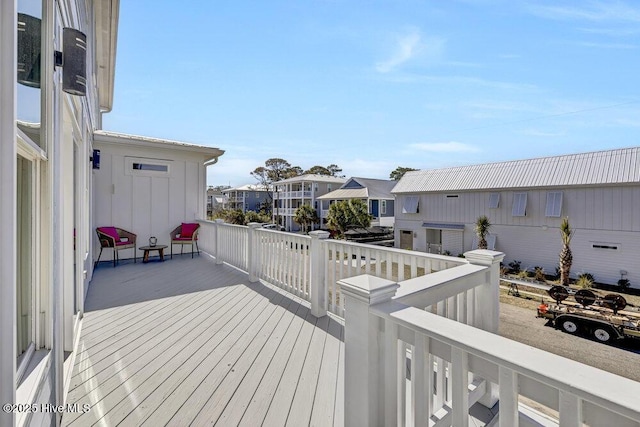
[559,217,573,286]
[475,215,491,249]
[293,204,318,234]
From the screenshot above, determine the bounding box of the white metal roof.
[317,177,395,200]
[274,174,347,185]
[317,188,368,200]
[223,184,271,192]
[392,147,640,194]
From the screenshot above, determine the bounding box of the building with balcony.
[222,184,271,213]
[317,177,396,228]
[272,174,346,231]
[392,147,640,286]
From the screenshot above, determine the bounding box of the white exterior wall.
[395,185,640,286]
[93,142,209,259]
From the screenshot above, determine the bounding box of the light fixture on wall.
[17,13,87,96]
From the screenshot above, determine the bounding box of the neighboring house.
[222,184,271,213]
[392,147,640,287]
[273,174,346,231]
[0,3,224,425]
[207,188,228,216]
[317,177,396,227]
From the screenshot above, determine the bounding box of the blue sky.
[103,1,640,187]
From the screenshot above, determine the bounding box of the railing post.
[247,223,261,282]
[464,249,505,408]
[340,274,399,427]
[309,230,330,317]
[463,249,504,333]
[214,219,224,265]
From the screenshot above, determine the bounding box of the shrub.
[576,275,594,289]
[618,279,631,291]
[517,270,530,279]
[578,272,595,283]
[499,265,509,276]
[533,266,545,282]
[508,260,522,274]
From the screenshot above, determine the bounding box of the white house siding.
[395,185,640,286]
[442,230,464,256]
[93,142,210,259]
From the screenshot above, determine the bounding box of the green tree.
[244,210,271,225]
[559,217,574,286]
[293,204,319,234]
[304,164,344,177]
[327,199,372,237]
[390,166,418,181]
[474,215,491,249]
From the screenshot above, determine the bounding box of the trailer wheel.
[560,319,579,334]
[592,327,613,343]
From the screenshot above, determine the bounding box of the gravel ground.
[499,303,640,382]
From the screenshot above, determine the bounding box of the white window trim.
[512,193,527,217]
[545,191,563,217]
[488,193,500,209]
[402,196,419,214]
[381,200,387,215]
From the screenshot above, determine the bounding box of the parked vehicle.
[537,286,640,343]
[261,223,285,231]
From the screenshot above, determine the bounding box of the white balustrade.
[340,262,640,427]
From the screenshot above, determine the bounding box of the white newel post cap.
[247,222,261,229]
[463,249,505,266]
[339,274,399,306]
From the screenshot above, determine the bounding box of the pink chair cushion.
[181,223,199,239]
[98,226,121,243]
[173,237,195,241]
[116,241,131,246]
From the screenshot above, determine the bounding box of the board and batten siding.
[394,185,640,286]
[93,144,209,260]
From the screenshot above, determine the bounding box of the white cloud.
[375,29,445,73]
[408,142,480,153]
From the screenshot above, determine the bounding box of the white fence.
[341,272,640,427]
[197,220,469,318]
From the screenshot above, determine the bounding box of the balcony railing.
[196,219,640,426]
[274,191,312,199]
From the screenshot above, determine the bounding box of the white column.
[340,274,399,427]
[309,230,330,317]
[464,249,504,408]
[0,2,17,425]
[463,249,504,333]
[214,219,224,265]
[247,223,261,282]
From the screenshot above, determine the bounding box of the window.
[512,193,527,216]
[545,191,563,217]
[446,194,459,198]
[255,192,259,198]
[488,193,500,209]
[126,157,171,176]
[132,163,168,172]
[381,200,387,214]
[327,184,332,191]
[402,196,419,214]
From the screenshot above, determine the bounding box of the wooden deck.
[62,254,344,426]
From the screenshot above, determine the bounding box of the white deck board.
[62,255,344,427]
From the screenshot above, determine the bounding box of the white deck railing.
[197,220,469,318]
[340,273,640,427]
[196,220,640,426]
